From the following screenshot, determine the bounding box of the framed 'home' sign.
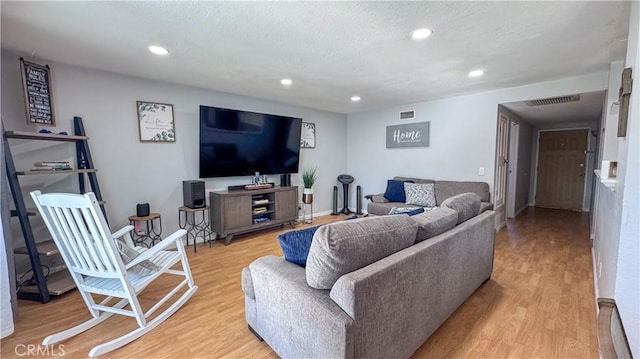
[20,58,56,126]
[386,122,430,148]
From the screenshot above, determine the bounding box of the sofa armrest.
[480,201,494,212]
[248,256,354,358]
[365,193,389,203]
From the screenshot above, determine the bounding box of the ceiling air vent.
[399,110,415,120]
[525,94,580,106]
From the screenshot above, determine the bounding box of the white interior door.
[494,113,510,210]
[506,121,519,218]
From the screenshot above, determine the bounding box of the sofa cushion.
[306,215,418,289]
[440,192,481,224]
[278,225,320,266]
[434,181,490,205]
[388,207,425,216]
[480,202,494,213]
[404,182,436,207]
[412,207,458,242]
[393,176,435,185]
[241,266,255,299]
[367,202,418,216]
[383,179,413,202]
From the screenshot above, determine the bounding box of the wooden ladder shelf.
[4,116,107,303]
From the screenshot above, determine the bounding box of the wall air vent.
[399,110,415,120]
[525,94,580,106]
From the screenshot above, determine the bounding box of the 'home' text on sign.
[386,122,430,148]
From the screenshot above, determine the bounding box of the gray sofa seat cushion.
[412,207,458,242]
[367,201,421,216]
[306,215,418,290]
[435,180,490,205]
[440,192,481,224]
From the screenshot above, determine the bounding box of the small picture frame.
[137,101,175,142]
[20,58,56,126]
[301,122,316,148]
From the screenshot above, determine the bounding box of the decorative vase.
[302,187,313,204]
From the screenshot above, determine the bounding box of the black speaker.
[280,173,291,187]
[136,203,150,217]
[356,185,362,214]
[183,180,205,208]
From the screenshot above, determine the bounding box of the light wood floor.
[1,208,597,358]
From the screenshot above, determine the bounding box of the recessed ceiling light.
[351,96,361,102]
[410,28,433,40]
[280,78,293,86]
[469,69,485,77]
[148,45,169,55]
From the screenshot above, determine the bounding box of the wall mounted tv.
[199,105,302,178]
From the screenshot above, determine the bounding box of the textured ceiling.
[0,1,630,114]
[502,90,606,125]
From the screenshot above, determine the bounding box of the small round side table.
[128,213,162,248]
[178,206,214,252]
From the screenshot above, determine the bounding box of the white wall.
[614,2,639,356]
[347,72,608,212]
[1,51,347,261]
[0,219,14,338]
[593,182,621,299]
[600,60,624,161]
[1,123,15,338]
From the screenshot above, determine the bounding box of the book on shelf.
[253,207,267,214]
[253,217,270,224]
[34,161,71,167]
[31,165,73,171]
[33,161,72,170]
[252,199,270,205]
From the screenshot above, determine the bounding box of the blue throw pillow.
[278,226,320,266]
[383,179,413,202]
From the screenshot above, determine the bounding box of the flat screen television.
[199,105,302,178]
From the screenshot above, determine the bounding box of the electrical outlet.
[478,167,485,176]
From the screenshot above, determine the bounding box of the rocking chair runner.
[30,191,198,357]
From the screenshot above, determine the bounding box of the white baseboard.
[591,247,600,313]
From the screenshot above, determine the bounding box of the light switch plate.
[478,167,485,176]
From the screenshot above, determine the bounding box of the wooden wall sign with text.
[20,58,56,126]
[617,67,632,138]
[386,122,430,148]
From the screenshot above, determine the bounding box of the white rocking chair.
[31,191,198,357]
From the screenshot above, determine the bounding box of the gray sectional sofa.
[366,176,493,216]
[242,193,496,359]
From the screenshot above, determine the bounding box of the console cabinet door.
[275,188,298,221]
[224,196,252,230]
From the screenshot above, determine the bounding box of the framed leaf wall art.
[301,122,316,148]
[137,101,175,142]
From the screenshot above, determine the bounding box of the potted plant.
[301,166,317,204]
